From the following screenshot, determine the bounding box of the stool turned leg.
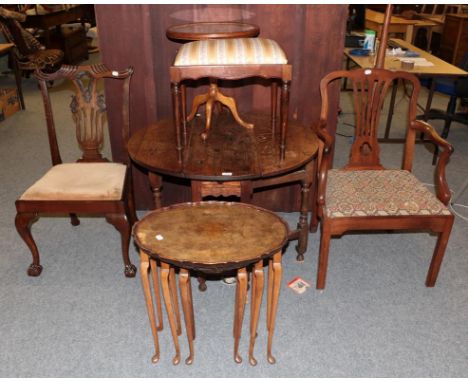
[179,268,195,365]
[149,259,163,331]
[139,251,160,363]
[169,267,182,336]
[233,267,248,363]
[271,81,278,137]
[267,252,282,364]
[160,262,181,365]
[248,261,264,366]
[279,80,290,161]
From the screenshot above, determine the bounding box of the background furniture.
[95,4,347,210]
[314,68,454,289]
[166,21,259,41]
[0,42,24,110]
[423,52,468,163]
[15,64,137,278]
[133,202,289,365]
[439,14,468,65]
[128,112,318,264]
[0,6,63,108]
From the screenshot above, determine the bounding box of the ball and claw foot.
[249,356,258,366]
[185,355,194,365]
[124,264,137,278]
[234,353,242,363]
[151,353,160,364]
[295,250,305,262]
[267,353,276,364]
[27,264,43,276]
[172,355,181,365]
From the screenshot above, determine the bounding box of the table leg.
[139,251,160,363]
[233,267,248,363]
[248,261,264,366]
[267,251,282,364]
[148,172,163,209]
[169,267,182,336]
[296,160,314,261]
[181,84,187,146]
[179,268,195,365]
[160,262,181,365]
[149,259,163,331]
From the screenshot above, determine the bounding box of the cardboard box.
[0,88,20,122]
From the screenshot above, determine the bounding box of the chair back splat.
[35,64,133,164]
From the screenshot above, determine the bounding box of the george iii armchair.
[313,68,454,289]
[15,64,137,277]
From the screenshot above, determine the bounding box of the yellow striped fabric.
[174,38,288,66]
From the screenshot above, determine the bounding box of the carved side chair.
[313,68,454,289]
[15,64,137,277]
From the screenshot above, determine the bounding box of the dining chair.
[15,64,138,277]
[313,67,454,289]
[0,6,63,108]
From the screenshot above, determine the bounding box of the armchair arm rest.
[313,119,335,208]
[411,120,454,205]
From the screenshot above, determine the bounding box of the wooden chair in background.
[313,68,454,289]
[15,64,138,277]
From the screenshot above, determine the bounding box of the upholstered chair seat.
[20,163,127,201]
[174,37,288,66]
[325,169,451,218]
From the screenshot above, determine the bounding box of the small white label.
[111,71,119,77]
[222,172,233,176]
[364,69,372,75]
[155,234,164,241]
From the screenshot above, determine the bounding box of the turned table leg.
[139,251,161,363]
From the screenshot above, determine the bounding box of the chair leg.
[105,213,137,277]
[316,219,332,289]
[426,219,454,287]
[15,212,42,276]
[69,213,80,226]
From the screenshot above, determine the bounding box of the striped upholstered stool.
[170,37,291,159]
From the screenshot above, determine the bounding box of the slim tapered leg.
[233,267,248,363]
[139,251,160,363]
[267,258,274,331]
[426,218,454,287]
[267,251,282,364]
[179,268,195,365]
[248,261,264,366]
[160,262,181,365]
[271,81,278,136]
[169,267,182,336]
[149,259,163,331]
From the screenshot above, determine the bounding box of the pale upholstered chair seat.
[174,37,288,66]
[20,163,127,201]
[325,169,451,218]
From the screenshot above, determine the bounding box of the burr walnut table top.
[128,112,319,182]
[133,201,289,272]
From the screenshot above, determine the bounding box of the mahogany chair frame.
[15,64,138,277]
[313,68,454,289]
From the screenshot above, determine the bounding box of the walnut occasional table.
[133,201,289,365]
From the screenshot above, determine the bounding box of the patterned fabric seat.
[174,37,288,66]
[325,169,451,218]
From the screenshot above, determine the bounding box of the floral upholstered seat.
[325,169,451,218]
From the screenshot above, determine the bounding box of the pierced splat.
[35,64,133,165]
[345,68,394,169]
[70,71,108,162]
